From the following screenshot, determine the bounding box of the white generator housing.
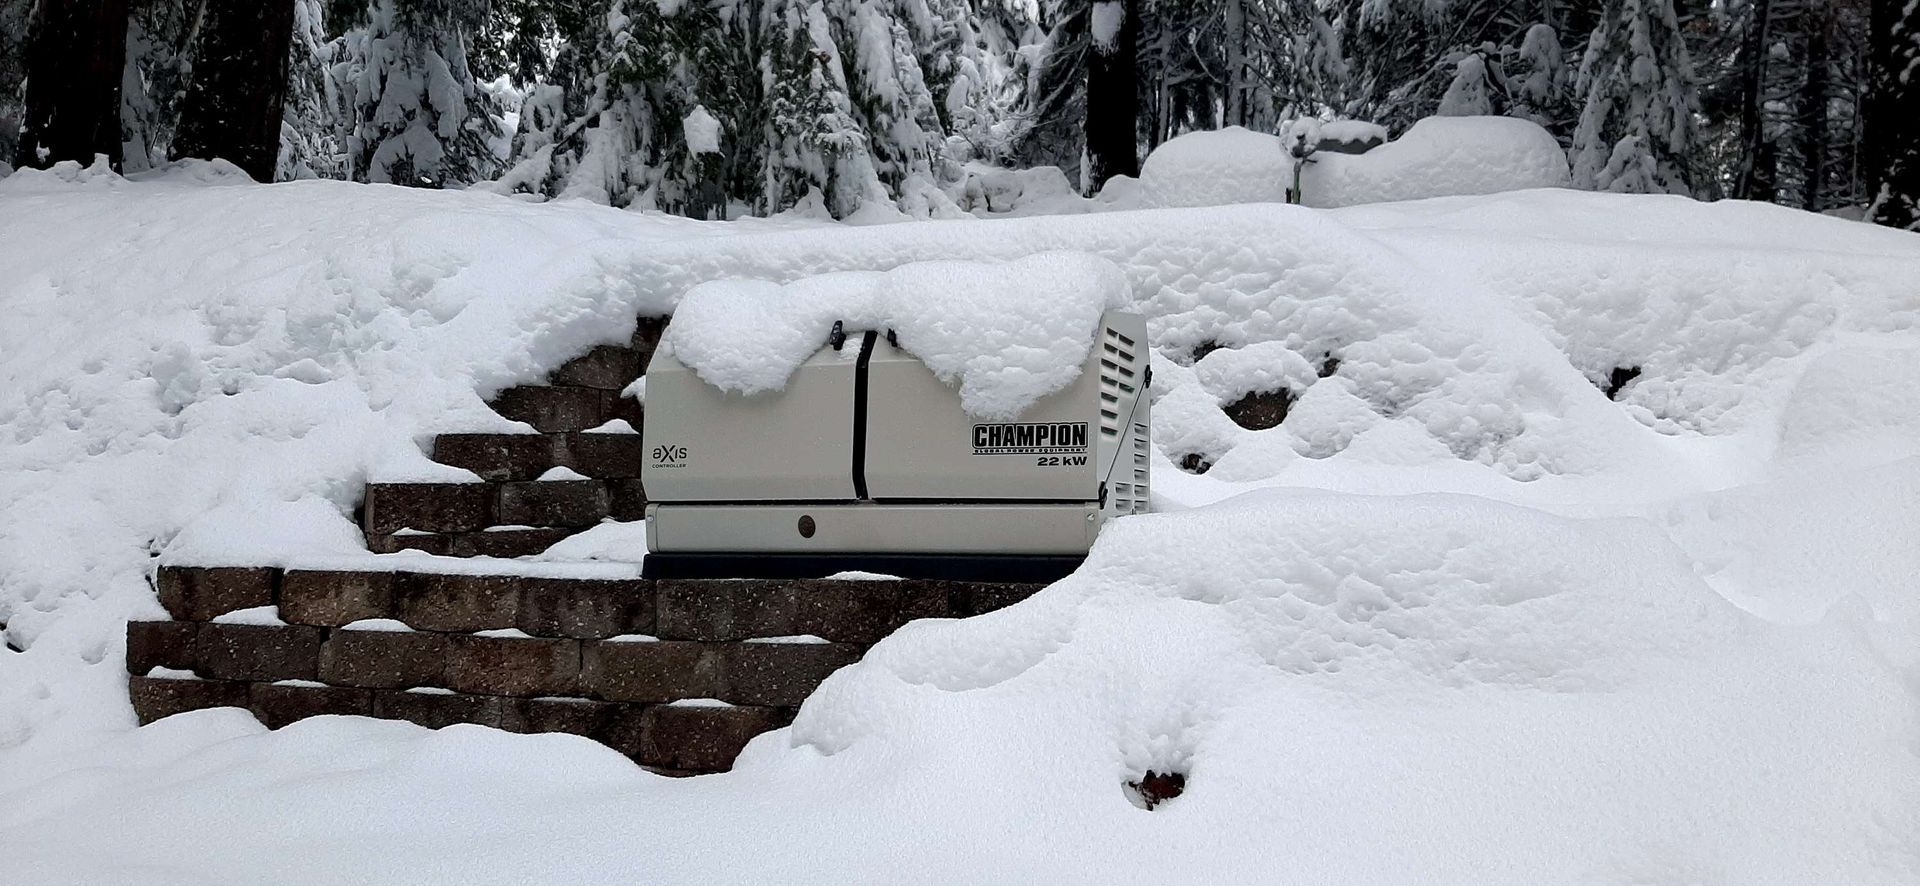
[642,310,1150,581]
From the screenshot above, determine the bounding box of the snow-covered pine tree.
[1437,49,1495,115]
[1008,0,1091,176]
[335,0,505,187]
[120,0,201,173]
[1506,23,1569,129]
[761,2,887,215]
[1,0,38,168]
[1569,0,1701,194]
[1864,0,1919,227]
[279,0,348,180]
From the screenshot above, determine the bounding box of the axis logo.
[651,443,688,466]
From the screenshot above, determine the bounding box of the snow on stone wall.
[2,161,1919,884]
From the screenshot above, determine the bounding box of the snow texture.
[0,141,1918,885]
[663,252,1131,420]
[682,105,722,156]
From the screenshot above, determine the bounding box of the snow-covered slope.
[1,160,1917,884]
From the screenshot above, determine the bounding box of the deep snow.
[0,155,1917,885]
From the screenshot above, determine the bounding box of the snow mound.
[1139,126,1292,207]
[1140,117,1570,209]
[663,252,1131,420]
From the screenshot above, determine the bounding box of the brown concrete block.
[556,432,642,478]
[656,579,933,645]
[129,675,249,724]
[318,628,449,689]
[490,385,609,433]
[603,394,645,429]
[549,345,645,390]
[496,480,610,528]
[724,642,861,706]
[248,682,372,729]
[279,570,395,626]
[392,573,520,632]
[949,583,1044,618]
[501,697,622,736]
[444,635,581,697]
[517,578,652,640]
[580,640,723,703]
[637,705,792,772]
[630,316,668,372]
[362,482,493,534]
[449,527,575,559]
[197,623,324,682]
[366,532,453,556]
[371,689,505,729]
[607,479,648,521]
[430,433,560,482]
[155,566,277,622]
[125,620,198,674]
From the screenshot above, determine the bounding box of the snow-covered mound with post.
[1140,116,1573,209]
[1,157,1918,884]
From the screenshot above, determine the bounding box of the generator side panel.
[1097,312,1151,518]
[641,346,860,503]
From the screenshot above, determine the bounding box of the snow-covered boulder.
[1140,116,1571,210]
[1139,126,1293,208]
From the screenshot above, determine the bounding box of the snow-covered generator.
[641,310,1150,582]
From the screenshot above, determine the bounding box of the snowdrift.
[1140,116,1573,209]
[1,159,1917,884]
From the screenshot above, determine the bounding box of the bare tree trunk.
[172,0,298,181]
[1225,0,1247,126]
[1865,0,1920,227]
[1085,0,1140,194]
[1801,0,1829,211]
[1732,0,1773,200]
[15,0,132,170]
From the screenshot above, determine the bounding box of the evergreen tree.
[1864,0,1919,228]
[1,0,38,169]
[334,0,505,187]
[1570,0,1701,194]
[280,0,349,180]
[120,0,202,173]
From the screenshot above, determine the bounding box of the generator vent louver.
[1096,323,1150,516]
[1099,325,1138,440]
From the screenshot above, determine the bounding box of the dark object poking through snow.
[1603,365,1642,400]
[1225,388,1294,431]
[1177,453,1214,475]
[1126,770,1187,810]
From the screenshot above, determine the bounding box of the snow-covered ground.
[1,155,1917,884]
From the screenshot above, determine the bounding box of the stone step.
[128,621,862,706]
[489,385,644,434]
[128,676,789,774]
[366,527,580,559]
[153,568,1035,639]
[135,567,1042,772]
[430,431,643,482]
[361,478,647,535]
